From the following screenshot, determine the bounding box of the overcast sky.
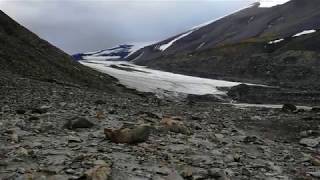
[0,0,258,54]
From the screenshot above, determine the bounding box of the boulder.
[104,125,151,144]
[64,116,94,129]
[160,116,190,135]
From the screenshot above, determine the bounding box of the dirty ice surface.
[80,60,247,97]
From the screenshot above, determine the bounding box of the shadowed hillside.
[0,10,121,91]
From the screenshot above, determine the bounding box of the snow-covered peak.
[73,42,153,61]
[258,0,291,8]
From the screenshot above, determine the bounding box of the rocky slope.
[1,73,320,179]
[130,0,320,91]
[0,10,121,91]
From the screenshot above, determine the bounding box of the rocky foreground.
[1,76,320,180]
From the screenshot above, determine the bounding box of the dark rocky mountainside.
[0,11,121,91]
[130,0,320,90]
[138,30,320,90]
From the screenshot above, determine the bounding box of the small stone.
[208,168,229,180]
[300,130,313,138]
[82,163,111,180]
[28,116,40,121]
[311,155,320,166]
[215,134,224,139]
[308,171,320,177]
[94,160,108,166]
[242,168,251,176]
[16,109,26,114]
[282,104,297,112]
[233,154,241,162]
[312,107,320,112]
[181,167,193,178]
[243,136,261,144]
[250,116,262,121]
[11,133,19,143]
[65,169,76,174]
[212,149,223,156]
[0,160,9,166]
[299,137,320,147]
[193,123,202,130]
[16,167,26,173]
[16,147,29,156]
[31,106,49,114]
[47,175,69,180]
[2,105,10,112]
[31,142,42,148]
[191,115,201,120]
[94,100,106,105]
[108,109,116,114]
[165,170,184,180]
[59,102,67,107]
[68,136,82,143]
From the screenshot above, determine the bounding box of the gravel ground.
[1,75,320,180]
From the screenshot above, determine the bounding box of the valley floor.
[1,75,320,180]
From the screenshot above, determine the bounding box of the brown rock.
[160,116,190,135]
[104,125,151,144]
[82,163,111,180]
[311,155,320,166]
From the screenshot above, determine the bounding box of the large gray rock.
[299,137,320,147]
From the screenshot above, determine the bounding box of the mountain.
[129,0,320,90]
[73,42,152,61]
[0,10,121,91]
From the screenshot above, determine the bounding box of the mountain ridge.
[126,0,320,90]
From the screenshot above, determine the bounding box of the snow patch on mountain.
[293,30,316,37]
[258,0,292,8]
[82,56,121,61]
[73,42,153,61]
[268,38,284,44]
[159,31,194,51]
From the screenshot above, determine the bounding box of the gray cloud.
[0,0,256,54]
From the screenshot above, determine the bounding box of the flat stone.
[68,136,82,143]
[299,137,320,147]
[308,171,320,177]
